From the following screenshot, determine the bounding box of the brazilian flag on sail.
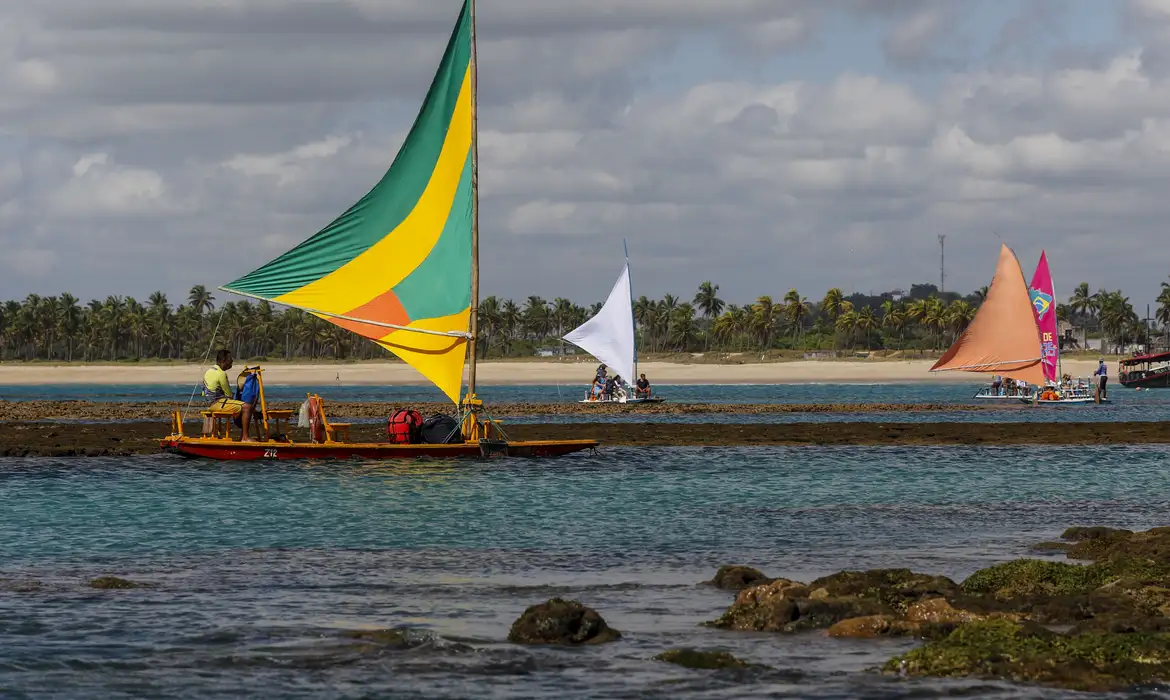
[223,1,473,403]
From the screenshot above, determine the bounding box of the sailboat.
[1027,250,1104,404]
[563,251,664,405]
[939,244,1105,405]
[933,244,1047,393]
[160,0,600,460]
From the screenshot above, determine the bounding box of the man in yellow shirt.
[203,349,257,441]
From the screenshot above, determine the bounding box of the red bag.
[387,409,423,444]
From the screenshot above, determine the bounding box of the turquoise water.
[3,446,1169,697]
[5,382,1168,424]
[0,381,1105,404]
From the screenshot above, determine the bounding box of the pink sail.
[1028,251,1059,383]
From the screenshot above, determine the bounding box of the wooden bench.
[265,409,295,442]
[200,409,238,440]
[326,422,351,443]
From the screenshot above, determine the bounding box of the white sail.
[564,263,635,387]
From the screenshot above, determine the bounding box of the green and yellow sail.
[222,0,473,403]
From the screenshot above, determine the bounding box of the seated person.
[203,349,257,441]
[635,373,651,398]
[602,375,617,400]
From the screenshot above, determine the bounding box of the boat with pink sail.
[1026,250,1105,404]
[945,245,1105,404]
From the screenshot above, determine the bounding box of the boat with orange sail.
[160,0,598,460]
[933,244,1106,404]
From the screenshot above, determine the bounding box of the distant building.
[889,289,906,302]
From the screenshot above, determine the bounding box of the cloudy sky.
[3,0,1170,310]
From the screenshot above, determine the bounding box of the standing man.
[1094,358,1108,400]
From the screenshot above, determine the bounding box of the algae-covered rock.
[707,565,772,591]
[1068,527,1170,566]
[808,569,960,613]
[886,617,1170,691]
[827,601,978,640]
[828,615,913,638]
[88,576,142,590]
[708,578,889,632]
[507,598,621,645]
[960,559,1111,599]
[904,598,986,625]
[707,580,800,631]
[655,648,752,669]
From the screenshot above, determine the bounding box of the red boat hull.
[159,437,598,461]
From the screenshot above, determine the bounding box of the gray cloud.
[2,0,1170,311]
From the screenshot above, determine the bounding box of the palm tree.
[835,310,858,348]
[478,296,503,357]
[670,303,699,351]
[751,296,781,350]
[821,288,844,322]
[188,285,215,315]
[783,288,809,343]
[1068,282,1096,332]
[693,282,724,350]
[1156,279,1170,347]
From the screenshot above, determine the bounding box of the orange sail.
[930,244,1045,385]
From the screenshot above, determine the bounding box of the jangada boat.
[160,0,598,460]
[563,248,664,405]
[932,244,1107,405]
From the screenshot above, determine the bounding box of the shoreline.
[0,358,1110,386]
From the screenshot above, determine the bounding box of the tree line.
[1,280,1168,363]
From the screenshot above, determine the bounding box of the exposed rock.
[904,598,985,625]
[507,598,621,645]
[655,648,752,669]
[808,569,960,613]
[708,577,892,632]
[707,579,811,631]
[961,559,1111,599]
[88,576,142,590]
[886,617,1170,692]
[827,615,903,638]
[708,565,772,591]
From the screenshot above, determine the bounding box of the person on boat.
[602,374,618,400]
[635,373,652,398]
[1095,359,1108,399]
[202,349,256,441]
[991,375,1002,396]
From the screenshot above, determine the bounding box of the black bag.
[419,414,461,444]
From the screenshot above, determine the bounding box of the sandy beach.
[0,358,1109,386]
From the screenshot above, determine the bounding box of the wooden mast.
[466,0,481,405]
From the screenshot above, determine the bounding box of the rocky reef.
[708,527,1170,690]
[507,598,621,646]
[655,648,754,670]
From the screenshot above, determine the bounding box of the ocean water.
[5,382,1169,425]
[0,381,1082,404]
[3,446,1170,698]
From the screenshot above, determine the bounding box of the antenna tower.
[938,235,946,294]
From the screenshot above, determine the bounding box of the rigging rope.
[181,306,228,424]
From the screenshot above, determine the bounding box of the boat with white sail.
[563,251,664,405]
